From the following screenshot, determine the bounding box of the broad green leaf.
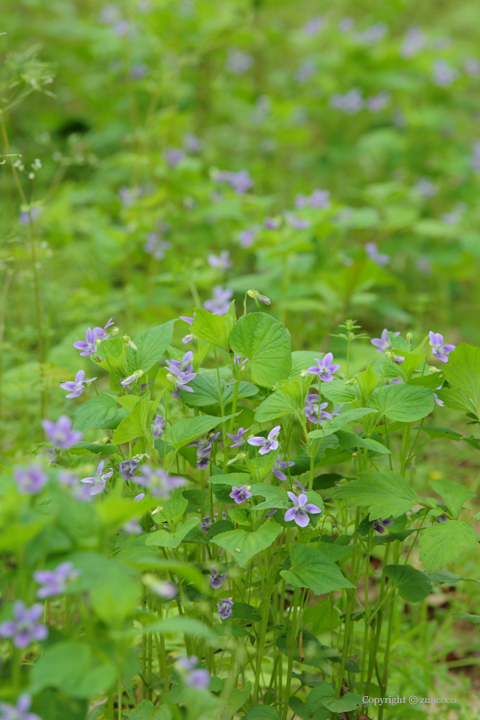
[443,344,480,415]
[209,472,251,487]
[191,303,236,351]
[125,700,172,720]
[384,564,432,602]
[127,320,176,373]
[180,375,258,407]
[245,705,280,720]
[308,408,378,439]
[255,376,309,422]
[321,694,362,713]
[281,545,354,594]
[452,612,480,623]
[162,488,188,522]
[30,641,116,698]
[330,471,420,520]
[165,414,237,449]
[139,616,214,639]
[305,685,335,716]
[421,426,463,442]
[250,483,290,510]
[436,387,477,414]
[31,690,87,720]
[335,430,390,454]
[419,521,478,572]
[320,380,357,404]
[90,565,140,626]
[145,518,200,548]
[372,383,434,422]
[211,524,281,566]
[289,351,323,378]
[229,313,291,388]
[68,441,118,455]
[112,395,150,444]
[354,366,380,404]
[93,338,128,376]
[224,682,252,716]
[429,478,476,518]
[72,394,129,432]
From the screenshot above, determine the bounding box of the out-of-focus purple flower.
[416,256,432,275]
[134,466,186,498]
[432,59,459,87]
[265,508,278,519]
[437,514,448,523]
[217,597,234,619]
[184,132,203,153]
[226,426,252,448]
[307,353,340,382]
[199,511,227,533]
[470,141,480,172]
[330,89,364,114]
[433,386,444,407]
[441,203,466,225]
[216,169,254,195]
[295,61,316,84]
[73,318,114,356]
[0,694,42,720]
[130,64,147,80]
[401,27,426,59]
[292,478,308,493]
[295,189,330,210]
[164,149,185,169]
[99,5,120,24]
[33,562,80,599]
[366,92,390,112]
[358,22,388,44]
[112,19,132,36]
[373,518,395,533]
[225,49,253,76]
[60,369,97,399]
[41,415,83,449]
[229,485,252,504]
[134,492,145,501]
[413,178,438,198]
[208,250,232,271]
[303,16,324,35]
[19,206,42,225]
[118,185,142,207]
[464,58,480,76]
[233,353,248,371]
[304,395,329,424]
[284,492,322,528]
[264,217,281,230]
[203,286,233,316]
[151,415,165,438]
[429,332,455,363]
[177,656,211,690]
[272,455,294,481]
[180,314,195,344]
[284,212,311,229]
[209,570,227,589]
[365,242,390,266]
[248,426,281,455]
[338,17,354,33]
[371,329,400,353]
[80,459,113,497]
[238,227,259,248]
[144,232,171,260]
[14,465,47,495]
[122,518,143,534]
[120,458,139,481]
[0,602,48,648]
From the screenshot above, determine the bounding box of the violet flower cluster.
[73,318,114,356]
[0,602,48,648]
[41,415,83,449]
[203,286,233,316]
[134,466,186,498]
[189,432,220,470]
[217,597,234,619]
[33,562,80,598]
[60,370,97,399]
[14,465,48,495]
[165,351,197,397]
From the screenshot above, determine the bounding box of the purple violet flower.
[18,206,42,225]
[441,204,466,225]
[144,233,171,260]
[372,518,395,534]
[0,694,42,720]
[264,217,281,230]
[226,426,252,448]
[179,314,195,344]
[208,250,232,271]
[33,562,80,599]
[401,27,425,59]
[130,64,147,80]
[122,518,143,534]
[177,656,211,690]
[189,432,220,470]
[304,394,342,424]
[338,17,354,32]
[413,178,438,199]
[184,132,203,153]
[295,61,316,84]
[330,89,363,114]
[151,415,166,438]
[371,329,400,353]
[247,426,281,455]
[365,242,390,266]
[73,319,114,356]
[284,212,311,229]
[119,458,139,481]
[80,459,113,497]
[429,332,455,363]
[366,92,390,112]
[229,484,252,504]
[303,17,323,35]
[164,149,185,169]
[203,286,233,316]
[0,602,48,648]
[432,59,459,87]
[284,492,322,528]
[306,353,340,382]
[14,465,47,495]
[272,455,294,481]
[165,351,197,396]
[41,415,83,449]
[225,49,253,76]
[238,228,259,248]
[134,466,186,498]
[200,511,227,533]
[217,597,234,620]
[60,370,97,399]
[150,580,178,599]
[209,570,228,589]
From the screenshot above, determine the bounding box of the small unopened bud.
[166,372,176,385]
[226,452,246,466]
[406,332,413,342]
[120,369,144,388]
[345,378,358,386]
[123,335,138,351]
[247,289,271,307]
[110,327,119,337]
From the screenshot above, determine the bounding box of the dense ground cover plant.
[1,305,479,719]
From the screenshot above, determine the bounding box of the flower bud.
[123,335,138,351]
[247,289,271,306]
